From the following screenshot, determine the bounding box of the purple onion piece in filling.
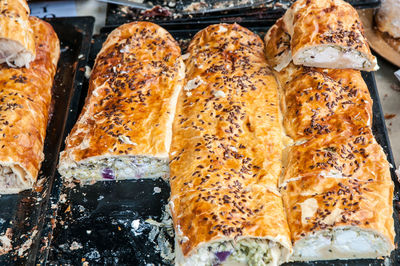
[215,251,231,262]
[102,168,115,180]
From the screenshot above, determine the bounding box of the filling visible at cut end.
[178,239,286,266]
[293,45,376,71]
[292,228,392,261]
[61,156,169,182]
[0,39,35,68]
[0,164,30,193]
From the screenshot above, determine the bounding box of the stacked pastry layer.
[58,22,185,182]
[0,16,60,193]
[265,12,395,261]
[170,24,292,266]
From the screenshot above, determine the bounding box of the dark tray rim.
[33,16,95,265]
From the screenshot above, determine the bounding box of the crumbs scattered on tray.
[17,229,38,257]
[0,228,12,256]
[70,241,83,250]
[60,46,70,53]
[145,205,175,262]
[59,193,67,204]
[84,66,92,79]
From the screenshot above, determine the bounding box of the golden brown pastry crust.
[281,68,372,141]
[265,20,373,141]
[170,23,285,195]
[0,16,59,192]
[170,23,291,260]
[282,128,392,185]
[0,0,36,66]
[59,22,185,170]
[282,0,377,71]
[171,185,292,257]
[282,175,395,247]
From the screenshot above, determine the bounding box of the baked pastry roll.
[58,22,185,182]
[376,0,400,38]
[282,175,395,260]
[171,185,292,265]
[0,0,36,67]
[170,23,291,266]
[0,16,59,193]
[282,0,378,71]
[265,12,395,261]
[170,23,285,195]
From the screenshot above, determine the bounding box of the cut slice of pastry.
[282,0,378,71]
[0,0,36,67]
[171,185,292,266]
[282,175,395,261]
[0,17,59,193]
[58,22,185,182]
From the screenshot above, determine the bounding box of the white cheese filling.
[179,239,282,266]
[294,45,375,70]
[63,156,168,181]
[292,228,392,261]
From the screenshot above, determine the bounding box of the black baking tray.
[45,22,399,265]
[0,16,94,265]
[105,0,381,26]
